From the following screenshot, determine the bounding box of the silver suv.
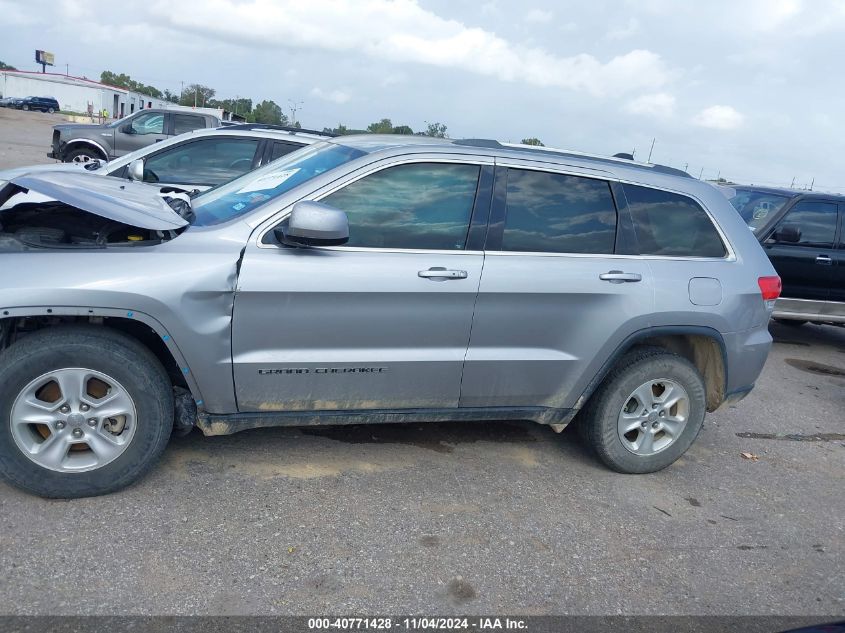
[0,136,780,498]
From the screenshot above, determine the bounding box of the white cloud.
[146,0,671,96]
[524,8,553,24]
[624,92,675,117]
[693,105,745,130]
[310,87,351,104]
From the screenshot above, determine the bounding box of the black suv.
[726,185,844,325]
[18,96,60,113]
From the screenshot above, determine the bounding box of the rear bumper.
[773,297,845,324]
[722,326,772,399]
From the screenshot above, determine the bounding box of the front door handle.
[418,267,468,280]
[599,270,642,283]
[816,255,833,266]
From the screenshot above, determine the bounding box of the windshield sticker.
[236,168,301,194]
[752,207,769,220]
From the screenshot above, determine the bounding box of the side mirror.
[773,224,801,243]
[121,124,134,134]
[127,159,144,181]
[274,201,349,247]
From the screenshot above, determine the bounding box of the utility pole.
[790,176,796,188]
[180,81,184,103]
[65,64,69,76]
[194,86,198,108]
[288,99,303,126]
[683,162,689,172]
[647,138,656,163]
[698,167,704,179]
[809,177,814,191]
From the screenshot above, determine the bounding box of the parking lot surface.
[0,113,842,616]
[0,107,65,171]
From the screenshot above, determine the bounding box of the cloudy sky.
[2,0,844,191]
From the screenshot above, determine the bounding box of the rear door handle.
[599,270,642,283]
[418,267,468,280]
[816,255,833,265]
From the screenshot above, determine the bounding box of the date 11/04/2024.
[307,617,528,630]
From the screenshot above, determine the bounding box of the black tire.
[63,147,103,164]
[579,346,706,474]
[47,107,55,114]
[21,104,29,111]
[0,326,174,498]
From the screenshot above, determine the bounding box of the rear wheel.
[21,104,29,111]
[580,347,706,473]
[64,147,103,165]
[0,326,174,498]
[47,107,55,114]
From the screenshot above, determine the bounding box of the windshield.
[729,190,791,232]
[191,141,367,226]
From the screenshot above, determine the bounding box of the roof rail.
[219,123,337,137]
[454,138,691,178]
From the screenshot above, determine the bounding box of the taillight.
[758,276,781,301]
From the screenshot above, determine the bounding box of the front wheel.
[0,326,174,498]
[21,104,29,111]
[579,347,706,473]
[64,147,103,165]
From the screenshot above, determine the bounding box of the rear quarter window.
[624,184,726,258]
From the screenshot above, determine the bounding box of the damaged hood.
[0,162,89,182]
[7,172,188,231]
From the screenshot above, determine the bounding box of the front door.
[828,203,845,304]
[232,159,491,412]
[763,200,838,301]
[113,111,167,156]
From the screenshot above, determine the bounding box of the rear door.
[763,200,837,300]
[461,162,653,410]
[232,157,493,412]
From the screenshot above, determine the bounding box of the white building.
[0,70,241,121]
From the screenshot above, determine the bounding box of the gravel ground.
[0,111,842,617]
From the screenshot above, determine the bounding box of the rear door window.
[173,114,208,135]
[624,184,726,258]
[501,169,617,254]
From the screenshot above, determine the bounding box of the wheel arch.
[61,139,109,161]
[577,326,727,414]
[0,307,204,408]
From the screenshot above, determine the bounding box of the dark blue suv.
[18,96,60,113]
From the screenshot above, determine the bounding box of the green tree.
[252,100,288,125]
[0,61,17,70]
[163,89,179,104]
[392,124,414,135]
[521,137,544,146]
[421,121,448,138]
[179,84,216,107]
[100,70,163,99]
[367,118,395,134]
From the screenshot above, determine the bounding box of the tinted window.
[774,201,837,247]
[271,141,302,161]
[143,138,259,186]
[625,185,726,257]
[173,114,207,135]
[729,190,790,232]
[502,169,617,254]
[321,162,480,250]
[129,112,164,135]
